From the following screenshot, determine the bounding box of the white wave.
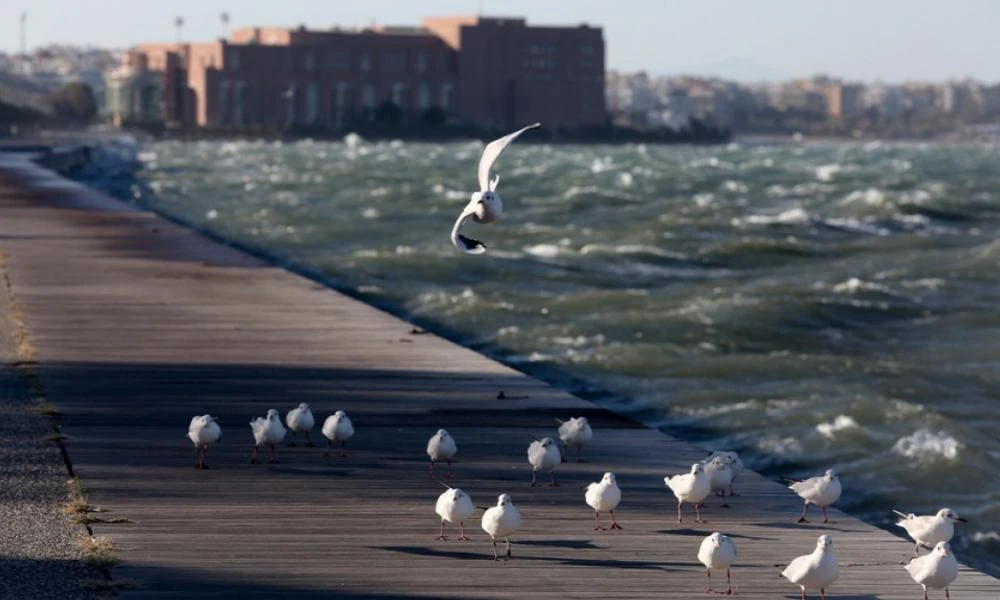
[756,435,804,456]
[343,132,363,147]
[732,208,810,226]
[832,278,893,294]
[841,187,889,206]
[815,163,842,182]
[579,244,685,260]
[720,180,749,194]
[900,278,946,290]
[823,218,891,236]
[524,244,563,258]
[616,172,634,188]
[590,156,614,173]
[361,207,381,219]
[892,429,961,461]
[693,192,715,207]
[816,415,860,439]
[552,334,605,347]
[673,399,759,418]
[205,209,219,220]
[497,325,520,336]
[972,531,1000,543]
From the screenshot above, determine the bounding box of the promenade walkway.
[0,154,997,599]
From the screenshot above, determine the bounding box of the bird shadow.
[656,528,775,541]
[517,539,601,550]
[754,521,864,533]
[373,545,680,571]
[783,596,880,600]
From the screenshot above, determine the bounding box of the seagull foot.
[305,442,316,448]
[594,526,606,531]
[576,459,587,463]
[610,523,623,530]
[560,458,568,463]
[797,517,809,523]
[695,518,708,524]
[547,482,560,488]
[721,503,732,509]
[435,535,447,541]
[457,535,469,541]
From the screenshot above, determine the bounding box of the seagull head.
[710,457,727,469]
[602,472,616,485]
[540,437,557,449]
[824,468,838,481]
[723,451,739,464]
[691,463,705,475]
[497,493,513,507]
[266,409,280,420]
[817,535,834,549]
[708,532,725,547]
[436,428,450,439]
[934,541,952,557]
[298,402,310,411]
[334,410,347,420]
[938,508,967,523]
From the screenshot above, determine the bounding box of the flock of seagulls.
[183,124,972,597]
[187,398,966,597]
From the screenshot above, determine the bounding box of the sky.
[3,0,999,83]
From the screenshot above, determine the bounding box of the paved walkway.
[0,155,997,599]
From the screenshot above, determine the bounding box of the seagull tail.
[553,417,565,425]
[892,509,914,521]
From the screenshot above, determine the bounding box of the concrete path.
[0,155,997,599]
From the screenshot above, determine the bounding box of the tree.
[419,106,446,127]
[50,82,97,123]
[373,100,402,125]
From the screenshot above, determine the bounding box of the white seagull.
[904,541,959,600]
[285,402,315,447]
[187,414,221,470]
[782,535,840,600]
[703,450,744,495]
[585,472,622,531]
[698,532,737,595]
[528,436,562,487]
[322,410,355,458]
[249,409,286,464]
[787,468,842,523]
[435,484,475,541]
[426,428,458,478]
[481,493,522,561]
[555,416,593,462]
[450,122,541,254]
[704,456,734,507]
[893,508,967,557]
[665,463,712,523]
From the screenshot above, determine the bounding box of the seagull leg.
[705,568,712,593]
[287,431,297,447]
[435,519,447,541]
[323,439,332,458]
[195,446,202,469]
[797,501,810,523]
[721,493,731,509]
[200,445,209,470]
[820,587,826,600]
[531,470,539,487]
[943,585,948,600]
[491,538,499,561]
[340,440,348,458]
[695,503,706,523]
[609,510,622,530]
[305,431,315,447]
[561,443,568,463]
[800,587,806,600]
[677,500,684,523]
[250,445,259,464]
[269,443,279,464]
[504,537,512,559]
[446,460,453,479]
[594,511,604,531]
[914,542,921,557]
[821,505,830,524]
[429,459,435,479]
[548,471,559,487]
[725,567,732,595]
[577,444,585,463]
[457,521,469,541]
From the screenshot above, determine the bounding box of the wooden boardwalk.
[0,154,997,599]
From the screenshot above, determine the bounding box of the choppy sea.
[78,134,1000,575]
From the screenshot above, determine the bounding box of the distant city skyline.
[3,0,999,83]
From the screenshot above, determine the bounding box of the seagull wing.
[450,201,486,254]
[477,122,540,192]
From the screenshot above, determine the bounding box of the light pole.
[174,16,184,44]
[19,12,27,55]
[220,12,230,39]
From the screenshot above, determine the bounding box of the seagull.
[893,508,967,557]
[321,410,355,458]
[450,122,541,254]
[555,416,593,462]
[481,493,522,561]
[427,428,458,478]
[786,468,842,523]
[187,414,221,470]
[528,436,561,487]
[285,402,315,447]
[665,463,711,523]
[435,483,475,541]
[782,535,840,600]
[904,541,959,600]
[249,409,286,464]
[704,457,734,507]
[585,472,622,531]
[698,532,737,595]
[703,451,744,495]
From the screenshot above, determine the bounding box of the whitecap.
[815,163,842,182]
[205,209,219,220]
[816,415,860,439]
[972,531,1000,543]
[841,188,889,206]
[693,193,715,207]
[616,172,634,188]
[832,278,892,294]
[361,207,380,219]
[579,244,685,260]
[525,244,562,258]
[733,208,810,226]
[721,180,749,194]
[892,429,961,461]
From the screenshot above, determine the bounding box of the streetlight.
[174,16,185,44]
[220,12,230,39]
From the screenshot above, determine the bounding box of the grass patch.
[81,578,140,593]
[62,500,100,515]
[79,536,121,570]
[36,400,61,416]
[71,514,133,525]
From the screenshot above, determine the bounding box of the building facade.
[122,15,606,132]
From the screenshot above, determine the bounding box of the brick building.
[121,15,605,132]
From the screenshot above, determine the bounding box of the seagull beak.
[956,517,968,523]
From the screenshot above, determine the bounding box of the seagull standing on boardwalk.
[704,457,734,506]
[698,532,737,595]
[249,409,286,464]
[426,428,457,478]
[528,436,561,487]
[665,463,711,523]
[450,122,541,254]
[285,403,315,447]
[322,410,355,457]
[787,469,841,523]
[703,451,744,495]
[893,508,967,557]
[187,414,221,470]
[782,535,840,600]
[481,493,522,561]
[556,416,593,462]
[585,472,622,531]
[904,541,959,600]
[434,484,475,541]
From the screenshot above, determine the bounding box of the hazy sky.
[3,0,998,83]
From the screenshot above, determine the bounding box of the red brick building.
[127,15,605,132]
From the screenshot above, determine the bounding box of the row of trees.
[0,82,97,126]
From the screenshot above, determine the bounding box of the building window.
[304,52,315,71]
[233,81,245,125]
[360,53,371,72]
[441,83,453,110]
[219,80,231,125]
[391,82,405,107]
[418,83,430,110]
[285,83,296,126]
[328,49,350,69]
[381,51,405,72]
[363,83,375,108]
[416,52,427,73]
[229,49,240,70]
[306,81,318,123]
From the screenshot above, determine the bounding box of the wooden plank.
[0,155,997,599]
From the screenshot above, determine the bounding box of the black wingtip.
[457,234,487,253]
